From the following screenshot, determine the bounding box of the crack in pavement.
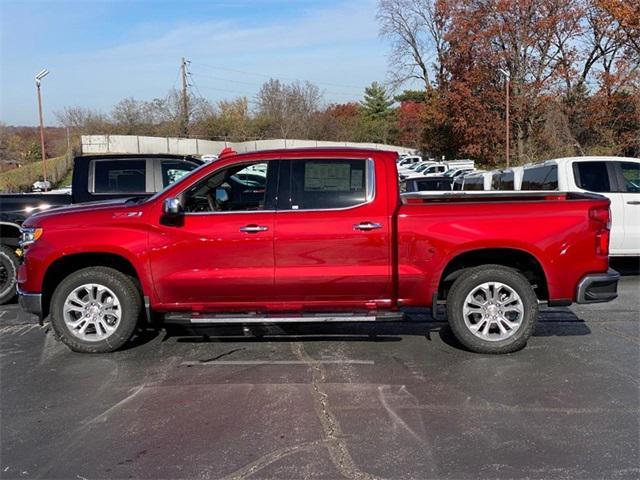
[290,342,375,480]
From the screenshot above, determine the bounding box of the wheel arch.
[41,252,145,319]
[437,247,549,301]
[0,222,22,248]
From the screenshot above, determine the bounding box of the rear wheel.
[446,265,538,354]
[0,245,19,305]
[50,267,141,353]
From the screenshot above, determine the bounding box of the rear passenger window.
[94,160,146,193]
[463,176,485,190]
[289,159,369,210]
[415,180,451,191]
[573,161,610,192]
[521,165,558,190]
[492,171,514,190]
[619,162,640,193]
[491,173,501,190]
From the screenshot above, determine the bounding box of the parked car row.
[396,154,476,182]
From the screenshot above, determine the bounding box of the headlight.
[20,227,43,247]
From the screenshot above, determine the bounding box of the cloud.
[1,0,390,125]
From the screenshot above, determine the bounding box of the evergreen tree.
[361,82,394,120]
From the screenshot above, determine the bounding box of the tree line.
[2,0,638,169]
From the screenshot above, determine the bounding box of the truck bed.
[401,191,605,204]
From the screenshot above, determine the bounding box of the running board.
[164,311,405,325]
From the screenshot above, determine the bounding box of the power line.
[196,62,366,91]
[192,84,256,97]
[191,71,362,99]
[171,64,182,90]
[191,72,263,88]
[186,69,206,101]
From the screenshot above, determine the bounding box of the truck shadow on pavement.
[610,257,640,276]
[160,307,591,353]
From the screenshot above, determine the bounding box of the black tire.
[0,245,19,305]
[446,265,538,354]
[50,267,142,353]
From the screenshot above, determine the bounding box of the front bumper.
[576,269,620,304]
[17,288,42,316]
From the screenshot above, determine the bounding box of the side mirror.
[215,187,229,205]
[163,197,183,216]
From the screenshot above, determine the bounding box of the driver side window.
[182,162,270,213]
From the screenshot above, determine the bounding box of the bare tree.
[255,79,322,138]
[377,0,447,89]
[55,106,111,134]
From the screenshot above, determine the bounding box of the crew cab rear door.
[273,157,392,308]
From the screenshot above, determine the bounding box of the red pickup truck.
[17,148,618,354]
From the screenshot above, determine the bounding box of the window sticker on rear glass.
[304,163,351,191]
[350,169,363,190]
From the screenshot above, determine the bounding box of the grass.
[0,154,73,193]
[56,167,73,189]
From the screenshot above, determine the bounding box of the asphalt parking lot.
[1,260,638,479]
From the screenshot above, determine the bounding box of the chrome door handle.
[354,222,382,231]
[627,201,640,205]
[240,224,269,233]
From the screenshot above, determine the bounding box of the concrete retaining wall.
[81,135,417,156]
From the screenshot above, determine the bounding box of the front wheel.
[446,265,538,354]
[50,267,142,353]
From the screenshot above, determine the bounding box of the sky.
[0,0,397,126]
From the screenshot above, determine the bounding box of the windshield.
[144,161,210,203]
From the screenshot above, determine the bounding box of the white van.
[521,157,639,256]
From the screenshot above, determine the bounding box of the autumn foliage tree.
[377,0,639,164]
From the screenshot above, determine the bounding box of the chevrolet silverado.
[17,148,619,354]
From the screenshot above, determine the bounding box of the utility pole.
[35,69,50,191]
[180,57,189,137]
[499,68,511,168]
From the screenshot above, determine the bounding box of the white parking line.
[181,359,374,366]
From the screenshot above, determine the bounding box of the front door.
[149,160,278,309]
[273,158,392,309]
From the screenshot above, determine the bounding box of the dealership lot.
[1,265,638,479]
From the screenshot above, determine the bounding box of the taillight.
[590,206,611,256]
[589,206,611,229]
